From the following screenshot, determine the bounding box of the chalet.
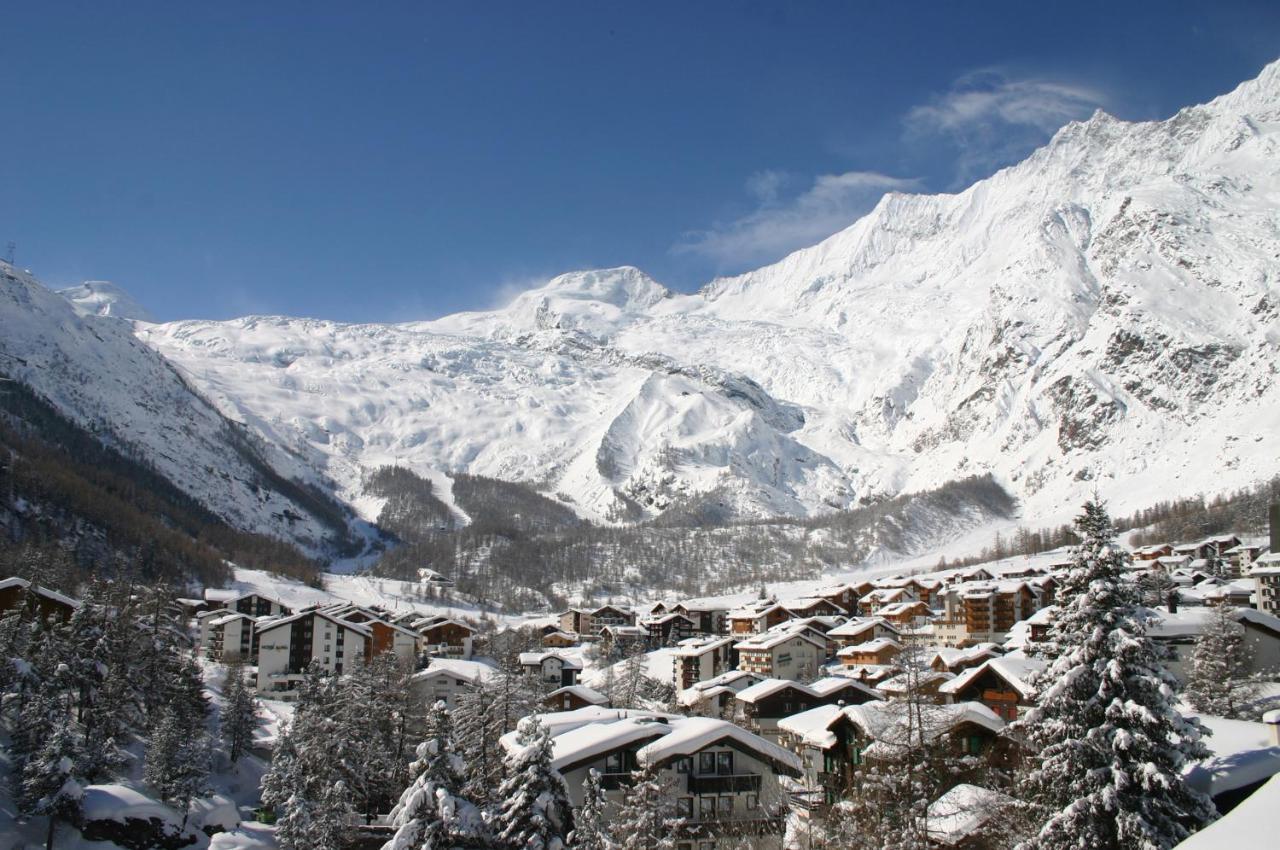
[874,670,954,703]
[673,599,734,634]
[599,624,649,656]
[519,651,582,687]
[728,602,791,636]
[734,630,825,681]
[813,583,862,615]
[938,657,1045,722]
[414,616,476,659]
[858,587,917,616]
[784,597,846,619]
[1147,606,1280,682]
[929,643,1002,675]
[904,578,944,608]
[644,612,700,647]
[876,600,933,629]
[1135,544,1174,561]
[542,629,579,649]
[672,636,737,690]
[677,670,765,717]
[544,684,610,711]
[409,658,497,708]
[519,712,802,850]
[779,701,1008,808]
[734,677,880,741]
[0,577,81,622]
[559,608,592,636]
[837,638,902,668]
[590,604,637,636]
[827,617,901,650]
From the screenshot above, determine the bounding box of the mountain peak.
[539,266,672,311]
[58,281,156,323]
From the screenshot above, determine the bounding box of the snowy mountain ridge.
[34,58,1280,536]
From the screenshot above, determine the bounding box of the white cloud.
[905,68,1108,183]
[674,169,919,269]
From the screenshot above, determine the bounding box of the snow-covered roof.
[735,678,814,704]
[255,608,371,637]
[777,704,846,749]
[412,658,498,684]
[677,684,736,706]
[1175,772,1280,849]
[844,700,1005,749]
[734,629,825,652]
[926,784,1014,847]
[938,657,1045,700]
[671,635,735,657]
[636,716,803,776]
[828,617,899,637]
[518,651,583,670]
[0,577,82,610]
[547,685,609,705]
[876,670,955,695]
[836,637,902,656]
[206,612,253,628]
[808,676,881,700]
[1184,712,1280,797]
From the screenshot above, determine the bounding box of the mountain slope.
[0,260,360,556]
[122,59,1280,526]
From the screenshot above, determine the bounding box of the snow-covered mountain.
[28,58,1280,533]
[0,261,356,552]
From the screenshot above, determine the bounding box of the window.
[699,753,716,774]
[677,844,693,850]
[676,797,693,818]
[699,843,715,850]
[699,797,715,818]
[718,796,733,816]
[676,757,691,774]
[746,793,759,811]
[716,752,733,775]
[606,753,623,774]
[963,735,985,755]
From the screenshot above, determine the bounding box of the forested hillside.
[370,471,1015,609]
[0,376,321,590]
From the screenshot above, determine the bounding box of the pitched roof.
[938,656,1045,700]
[734,629,825,652]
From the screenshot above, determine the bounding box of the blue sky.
[2,2,1278,322]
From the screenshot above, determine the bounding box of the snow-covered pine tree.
[1018,500,1214,850]
[568,768,613,850]
[1185,603,1264,720]
[383,700,488,850]
[144,706,210,823]
[221,658,259,763]
[19,713,84,850]
[606,762,682,850]
[493,715,573,850]
[455,679,503,806]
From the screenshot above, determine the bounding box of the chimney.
[1271,502,1280,555]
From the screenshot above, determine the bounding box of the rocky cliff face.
[52,60,1280,529]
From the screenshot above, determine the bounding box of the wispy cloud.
[904,68,1108,184]
[674,169,919,269]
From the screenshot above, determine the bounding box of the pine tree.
[455,680,503,807]
[607,763,682,850]
[144,707,210,823]
[19,715,84,850]
[569,768,613,850]
[384,701,487,849]
[1185,603,1263,720]
[493,715,573,850]
[1018,500,1215,850]
[221,658,259,764]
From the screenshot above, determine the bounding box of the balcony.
[687,772,762,794]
